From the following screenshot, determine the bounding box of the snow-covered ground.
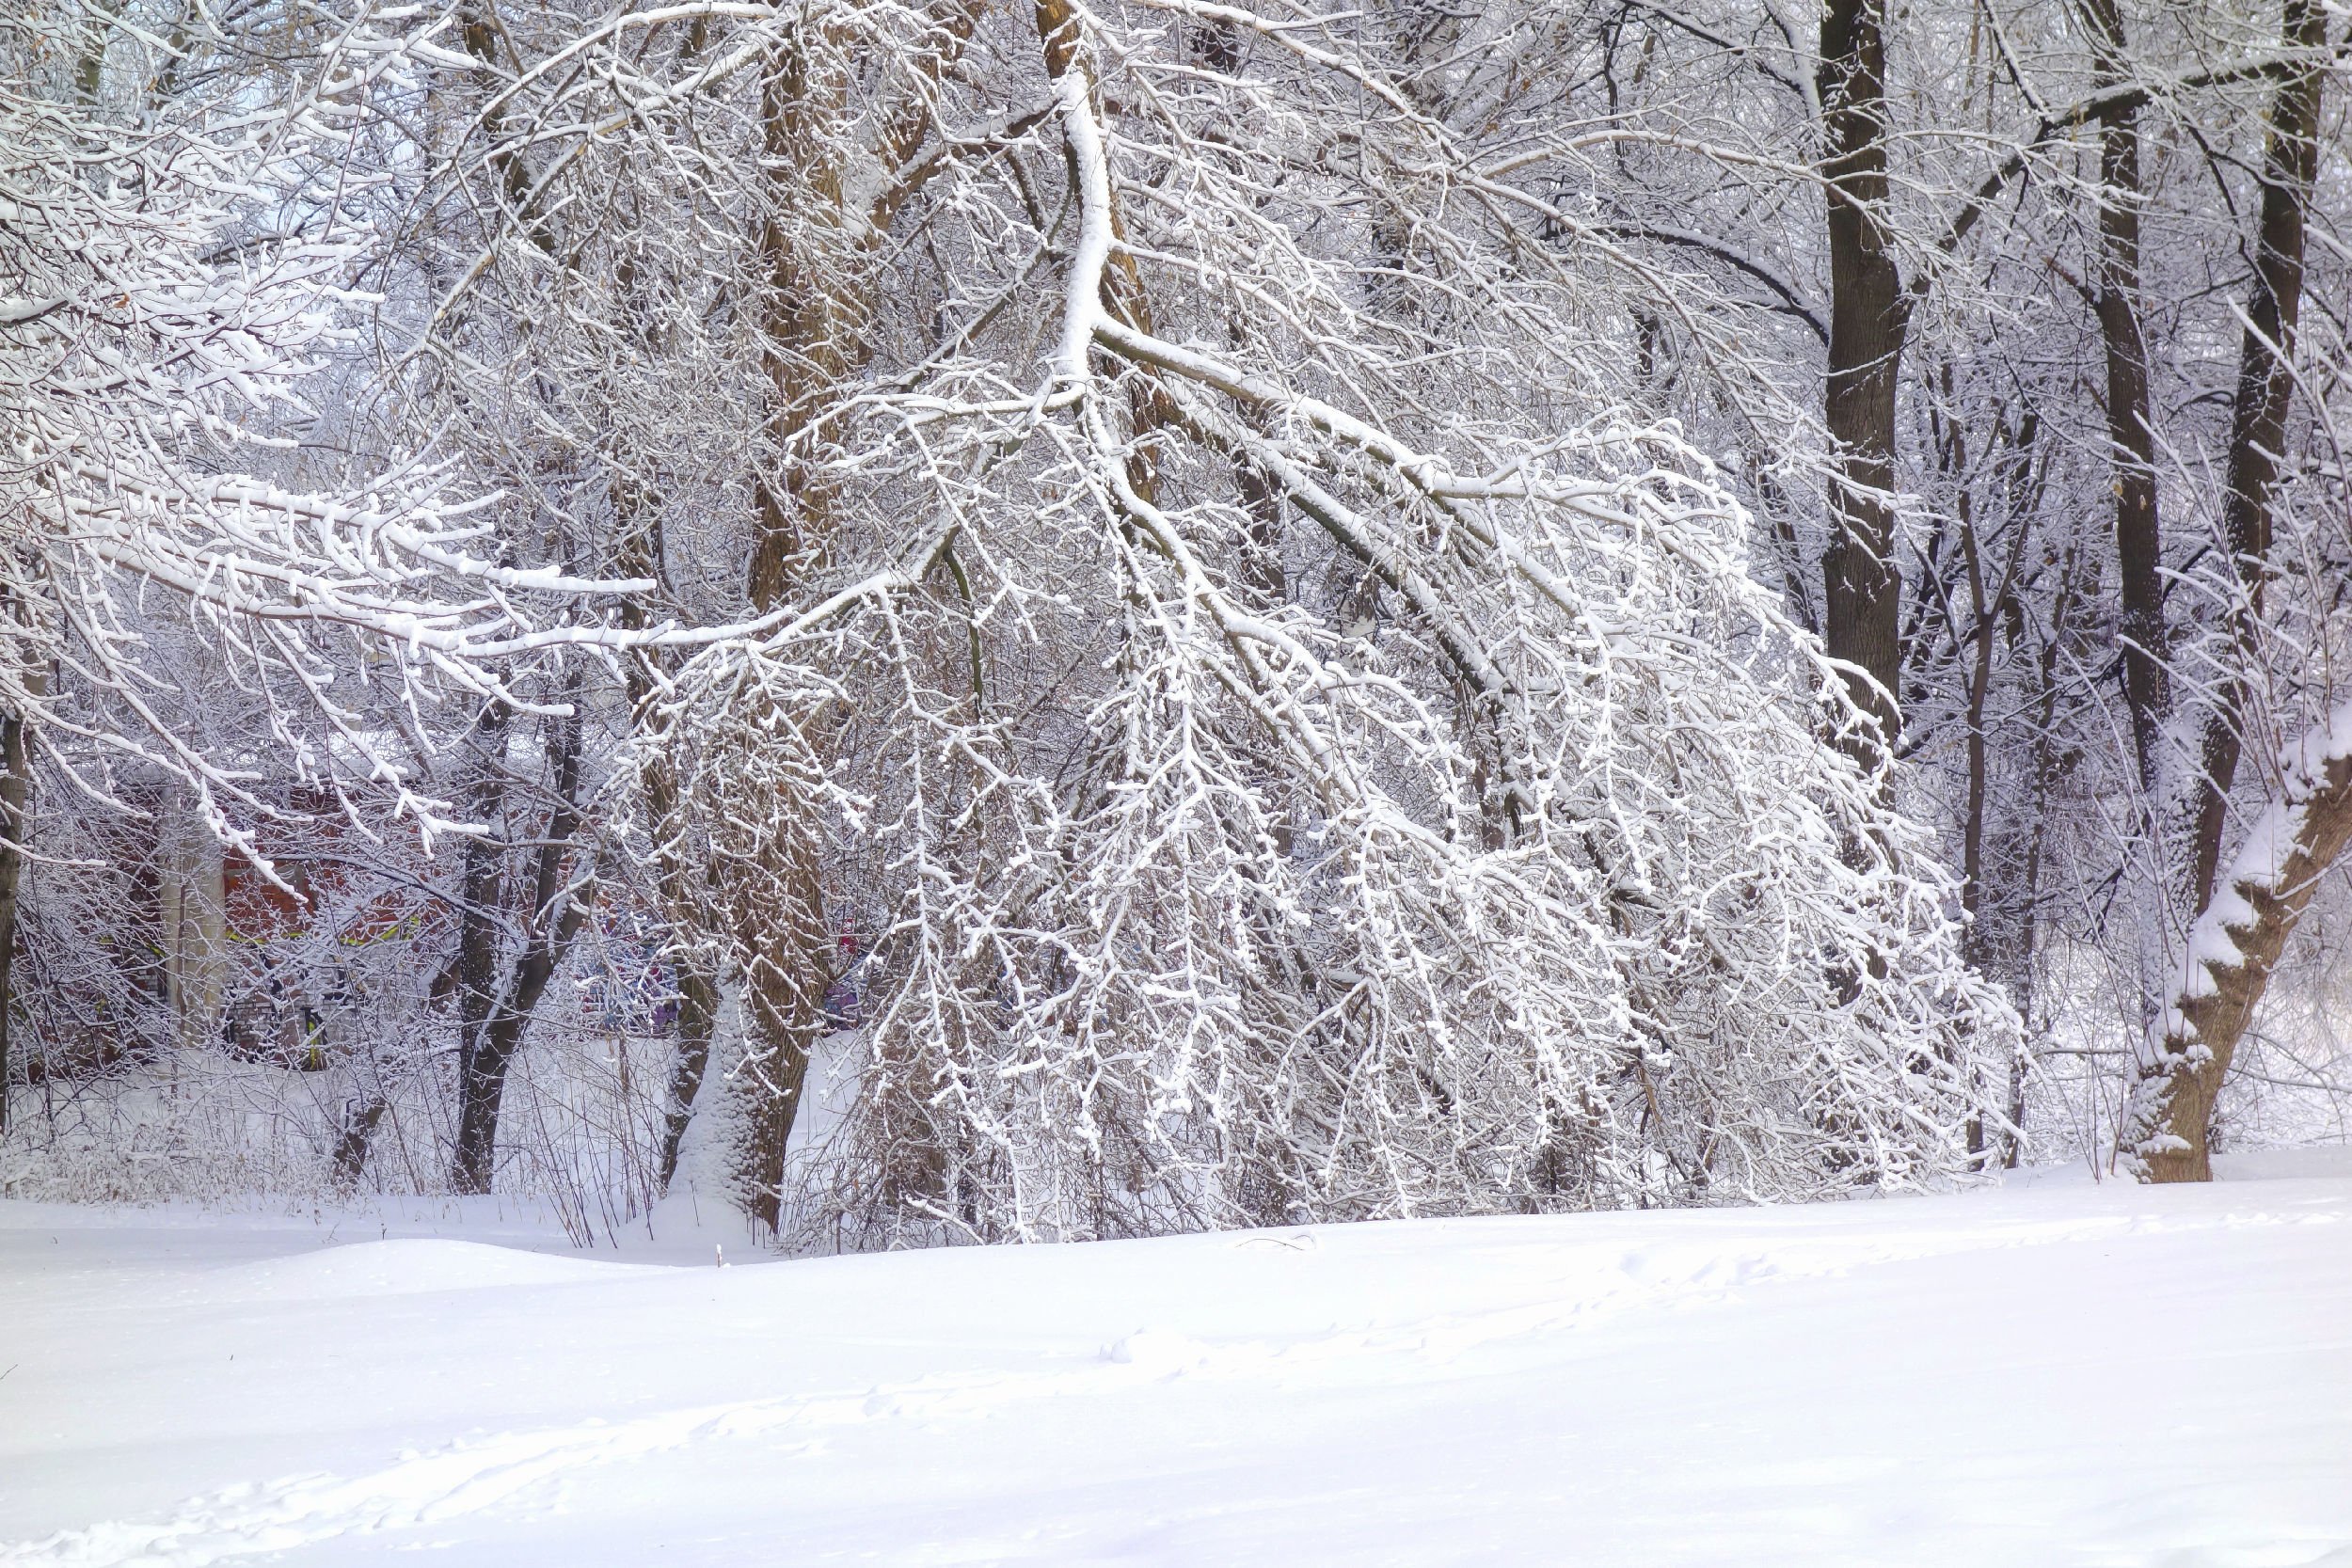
[3,1156,2348,1567]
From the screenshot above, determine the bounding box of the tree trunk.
[1817,0,1912,760]
[610,489,724,1197]
[655,958,719,1192]
[1948,405,2038,983]
[453,697,589,1194]
[727,842,830,1234]
[2124,704,2352,1180]
[717,3,988,1227]
[2187,0,2328,911]
[330,1095,389,1188]
[713,42,859,1235]
[450,700,512,1193]
[2081,0,2169,798]
[2009,539,2090,1166]
[160,790,226,1054]
[0,705,31,1133]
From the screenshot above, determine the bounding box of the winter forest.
[7,0,2352,1247]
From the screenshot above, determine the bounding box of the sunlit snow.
[5,1154,2348,1566]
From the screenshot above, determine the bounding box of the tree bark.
[718,0,985,1229]
[2125,705,2352,1180]
[1946,399,2038,984]
[610,486,723,1197]
[2009,538,2090,1166]
[2080,0,2169,798]
[1817,0,1912,759]
[453,697,590,1194]
[654,954,718,1193]
[716,40,860,1235]
[2187,0,2328,911]
[330,1095,389,1188]
[450,700,512,1193]
[0,703,31,1133]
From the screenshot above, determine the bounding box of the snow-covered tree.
[30,0,2352,1224]
[397,0,2022,1238]
[0,0,643,1139]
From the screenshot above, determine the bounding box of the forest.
[5,0,2351,1246]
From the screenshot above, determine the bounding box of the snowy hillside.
[4,1160,2349,1567]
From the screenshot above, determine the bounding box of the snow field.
[2,1159,2348,1566]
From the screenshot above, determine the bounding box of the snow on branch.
[2122,702,2352,1180]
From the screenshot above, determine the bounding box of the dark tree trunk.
[654,958,719,1192]
[330,1096,389,1187]
[611,496,723,1198]
[453,696,590,1194]
[0,705,31,1134]
[2081,0,2169,797]
[1818,0,1912,760]
[626,613,721,1199]
[2188,0,2328,911]
[2125,0,2333,1181]
[449,701,510,1193]
[1946,396,2040,982]
[728,841,830,1235]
